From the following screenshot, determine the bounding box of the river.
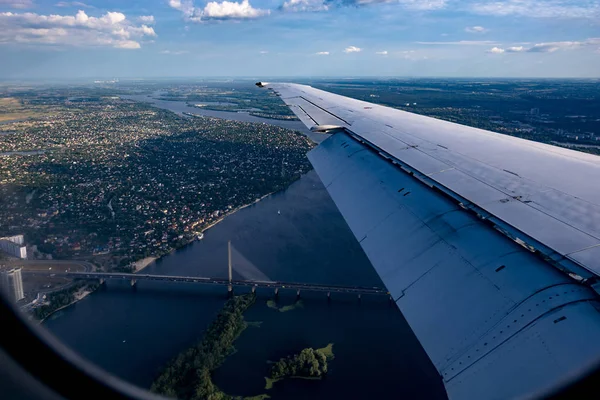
[119,93,326,144]
[41,96,446,399]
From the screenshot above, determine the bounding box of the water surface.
[44,172,445,399]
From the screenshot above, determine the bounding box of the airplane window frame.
[0,290,165,400]
[1,263,600,400]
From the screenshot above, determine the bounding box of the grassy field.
[0,97,38,122]
[0,97,66,122]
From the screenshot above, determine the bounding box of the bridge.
[22,270,389,298]
[22,243,390,300]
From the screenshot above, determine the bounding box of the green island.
[266,299,303,313]
[150,293,267,400]
[150,293,335,399]
[264,344,335,390]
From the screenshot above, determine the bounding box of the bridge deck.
[23,271,389,296]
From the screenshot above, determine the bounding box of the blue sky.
[1,0,599,78]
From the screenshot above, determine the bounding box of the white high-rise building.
[0,235,27,259]
[0,268,25,302]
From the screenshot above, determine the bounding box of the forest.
[151,293,257,400]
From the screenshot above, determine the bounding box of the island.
[264,344,335,390]
[150,293,266,400]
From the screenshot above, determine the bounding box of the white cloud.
[55,1,94,7]
[491,39,600,55]
[344,45,361,53]
[470,0,600,18]
[527,41,581,52]
[351,0,447,10]
[259,50,268,54]
[417,40,497,45]
[202,0,269,19]
[160,49,189,54]
[138,15,155,24]
[315,51,329,55]
[375,50,388,55]
[488,47,505,54]
[282,0,446,12]
[115,40,141,49]
[0,0,33,9]
[169,0,269,21]
[169,0,195,18]
[465,25,487,33]
[281,0,328,12]
[0,10,156,49]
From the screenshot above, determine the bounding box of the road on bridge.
[22,271,390,296]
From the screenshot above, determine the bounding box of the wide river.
[42,96,446,399]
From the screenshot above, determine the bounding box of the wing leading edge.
[258,82,600,399]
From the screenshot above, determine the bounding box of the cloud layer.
[0,10,156,49]
[489,38,600,54]
[0,0,33,9]
[470,0,600,18]
[55,1,94,8]
[281,0,329,12]
[169,0,269,21]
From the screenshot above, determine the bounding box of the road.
[2,259,93,272]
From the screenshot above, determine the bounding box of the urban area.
[0,82,314,316]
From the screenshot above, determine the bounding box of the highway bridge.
[22,270,390,298]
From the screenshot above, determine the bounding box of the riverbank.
[36,281,100,323]
[129,186,287,274]
[38,185,292,316]
[133,257,157,273]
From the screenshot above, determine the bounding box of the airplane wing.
[257,82,600,400]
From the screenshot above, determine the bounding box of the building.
[0,235,27,259]
[0,268,25,302]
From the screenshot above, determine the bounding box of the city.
[0,89,313,280]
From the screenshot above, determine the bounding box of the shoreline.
[39,184,294,320]
[39,171,310,324]
[132,187,284,271]
[38,285,96,324]
[133,256,158,273]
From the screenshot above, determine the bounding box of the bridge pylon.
[227,240,233,296]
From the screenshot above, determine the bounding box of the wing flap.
[308,131,600,399]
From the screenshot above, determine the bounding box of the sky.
[0,0,599,79]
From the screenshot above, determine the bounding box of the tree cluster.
[32,280,99,320]
[269,348,329,380]
[151,293,256,400]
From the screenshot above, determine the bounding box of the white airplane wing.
[258,82,600,400]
